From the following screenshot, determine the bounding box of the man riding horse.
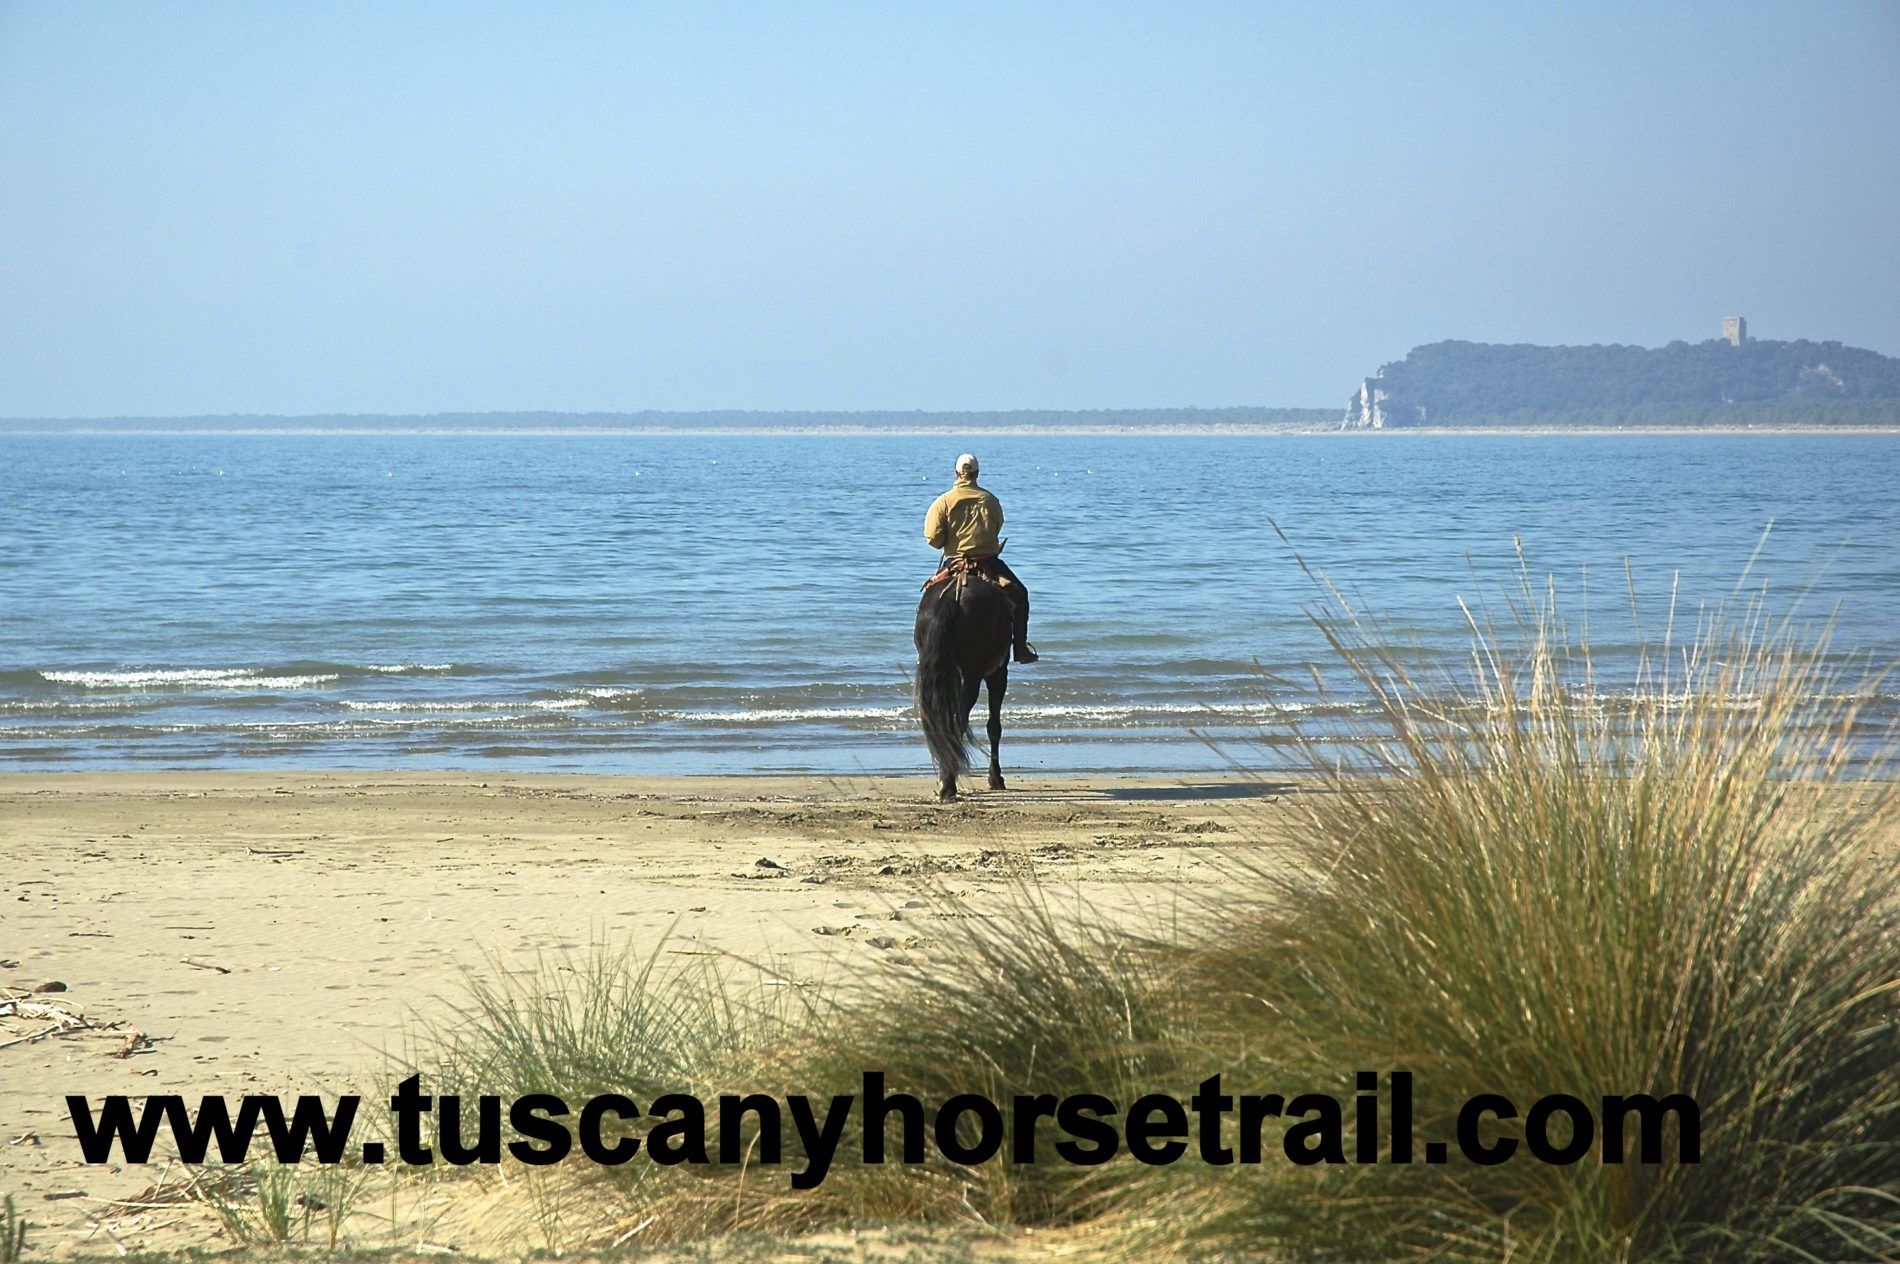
[924,453,1038,664]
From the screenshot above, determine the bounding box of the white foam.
[367,663,455,674]
[668,706,909,724]
[653,701,1357,727]
[341,698,588,714]
[42,669,338,689]
[341,700,506,712]
[0,699,145,713]
[1017,702,1292,722]
[347,692,624,713]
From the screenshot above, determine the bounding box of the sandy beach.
[2,770,1296,1256]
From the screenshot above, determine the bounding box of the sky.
[2,1,1897,417]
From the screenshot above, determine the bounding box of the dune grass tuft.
[1176,560,1900,1261]
[1,1195,26,1264]
[789,885,1197,1231]
[409,891,1192,1250]
[423,938,779,1110]
[411,938,808,1247]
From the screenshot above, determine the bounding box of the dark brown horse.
[914,565,1014,801]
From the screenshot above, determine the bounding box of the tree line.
[1359,338,1900,427]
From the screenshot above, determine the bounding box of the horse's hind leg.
[985,668,1008,790]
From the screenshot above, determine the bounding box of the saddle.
[922,553,1021,608]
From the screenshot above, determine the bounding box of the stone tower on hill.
[1723,316,1748,346]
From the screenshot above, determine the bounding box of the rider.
[924,452,1038,664]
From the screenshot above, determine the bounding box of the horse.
[914,562,1015,802]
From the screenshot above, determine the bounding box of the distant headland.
[1343,319,1900,430]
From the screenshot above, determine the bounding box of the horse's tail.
[915,596,970,781]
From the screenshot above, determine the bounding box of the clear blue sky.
[3,1,1896,417]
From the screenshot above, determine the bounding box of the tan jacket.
[924,478,1004,556]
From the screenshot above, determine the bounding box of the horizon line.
[0,404,1335,425]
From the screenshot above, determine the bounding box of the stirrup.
[1013,642,1039,664]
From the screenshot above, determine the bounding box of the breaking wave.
[40,668,340,689]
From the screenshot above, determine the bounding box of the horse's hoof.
[988,776,1007,791]
[937,787,958,803]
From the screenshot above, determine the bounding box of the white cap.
[955,452,979,475]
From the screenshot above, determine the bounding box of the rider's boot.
[1012,598,1039,663]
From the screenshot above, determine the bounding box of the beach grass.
[1163,560,1900,1261]
[404,563,1899,1261]
[405,888,1192,1250]
[1,1195,26,1264]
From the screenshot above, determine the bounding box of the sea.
[2,430,1896,775]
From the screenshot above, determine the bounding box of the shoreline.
[0,767,1286,794]
[0,746,1274,779]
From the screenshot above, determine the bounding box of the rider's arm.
[924,495,949,551]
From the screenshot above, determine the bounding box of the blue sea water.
[1,431,1895,774]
